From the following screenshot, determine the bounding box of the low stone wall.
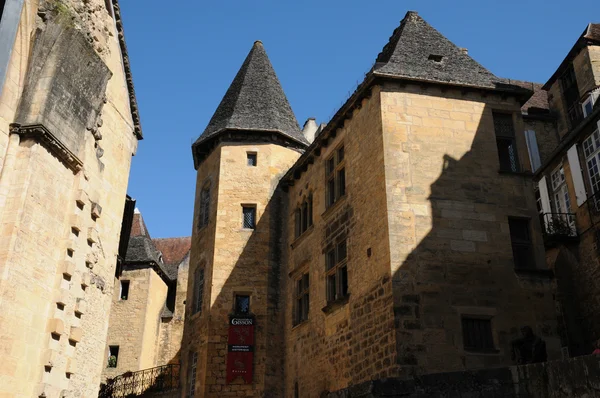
[328,355,600,398]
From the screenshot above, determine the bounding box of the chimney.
[459,48,468,55]
[302,118,318,144]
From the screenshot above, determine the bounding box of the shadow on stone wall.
[327,354,600,398]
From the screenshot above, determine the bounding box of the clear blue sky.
[120,0,600,238]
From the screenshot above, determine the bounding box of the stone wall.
[283,86,397,398]
[0,0,139,396]
[327,355,600,398]
[380,82,560,376]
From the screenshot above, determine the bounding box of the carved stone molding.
[10,123,83,173]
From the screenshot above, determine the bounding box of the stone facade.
[182,11,565,398]
[0,0,141,396]
[103,212,190,380]
[529,23,600,358]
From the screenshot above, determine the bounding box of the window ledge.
[514,268,554,279]
[291,226,314,249]
[321,294,350,314]
[464,348,501,355]
[498,170,532,177]
[291,319,309,330]
[321,195,347,220]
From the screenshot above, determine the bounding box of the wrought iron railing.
[586,189,600,222]
[99,364,180,398]
[542,213,577,238]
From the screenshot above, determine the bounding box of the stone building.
[0,0,141,397]
[181,11,562,398]
[526,23,600,357]
[102,210,190,379]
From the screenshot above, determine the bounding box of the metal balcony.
[542,213,577,246]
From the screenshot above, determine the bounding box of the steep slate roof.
[124,211,176,282]
[192,41,308,166]
[373,11,510,89]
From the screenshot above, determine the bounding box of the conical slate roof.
[193,41,308,156]
[373,11,506,89]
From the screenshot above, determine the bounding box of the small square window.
[247,152,257,167]
[108,346,119,368]
[242,206,256,229]
[235,294,250,315]
[461,317,495,352]
[120,280,130,300]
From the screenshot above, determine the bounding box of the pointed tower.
[183,41,307,397]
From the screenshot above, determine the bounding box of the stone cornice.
[10,123,83,173]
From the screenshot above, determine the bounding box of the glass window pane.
[337,168,346,198]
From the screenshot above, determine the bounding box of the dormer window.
[428,54,444,62]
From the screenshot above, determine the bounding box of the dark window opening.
[193,268,204,315]
[560,64,582,128]
[326,145,346,208]
[326,240,349,303]
[188,352,198,397]
[493,113,519,173]
[108,346,119,368]
[294,273,309,325]
[508,218,534,269]
[242,206,256,229]
[247,152,257,166]
[295,194,313,238]
[428,54,444,62]
[462,317,495,352]
[294,382,299,398]
[166,283,177,313]
[120,280,130,300]
[199,185,210,229]
[235,294,250,315]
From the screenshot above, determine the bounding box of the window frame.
[583,129,600,197]
[242,205,257,229]
[325,145,346,208]
[492,112,520,173]
[508,217,534,270]
[294,193,314,238]
[234,294,251,315]
[198,182,211,230]
[550,165,572,213]
[461,316,495,353]
[188,351,198,397]
[193,268,204,315]
[107,345,119,368]
[582,96,594,118]
[293,273,309,326]
[247,152,257,167]
[119,280,130,300]
[325,239,348,303]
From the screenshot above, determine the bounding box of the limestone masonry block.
[75,299,86,315]
[47,318,65,335]
[61,259,76,278]
[74,189,88,208]
[41,349,60,367]
[69,327,83,343]
[91,202,102,219]
[87,227,99,243]
[80,272,90,288]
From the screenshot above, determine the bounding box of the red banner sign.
[226,316,254,384]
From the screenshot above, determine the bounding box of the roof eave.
[111,0,143,140]
[192,127,308,169]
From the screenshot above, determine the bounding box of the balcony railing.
[586,189,600,224]
[99,364,180,398]
[542,213,577,240]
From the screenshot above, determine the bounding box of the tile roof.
[510,81,551,115]
[153,237,191,266]
[373,11,509,90]
[192,41,308,165]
